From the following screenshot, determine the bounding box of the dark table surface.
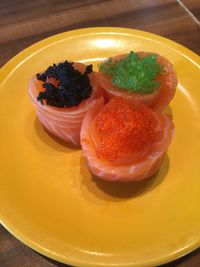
[0,1,200,267]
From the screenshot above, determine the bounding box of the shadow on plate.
[25,111,80,153]
[165,105,173,119]
[80,154,169,201]
[165,106,173,120]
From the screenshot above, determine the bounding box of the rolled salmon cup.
[28,61,102,146]
[98,51,178,112]
[81,97,174,182]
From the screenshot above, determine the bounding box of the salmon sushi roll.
[98,51,177,112]
[28,61,102,146]
[81,97,174,182]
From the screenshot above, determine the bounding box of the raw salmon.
[28,62,102,146]
[81,97,174,181]
[98,52,177,112]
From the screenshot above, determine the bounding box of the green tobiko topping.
[99,51,163,94]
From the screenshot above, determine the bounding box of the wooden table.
[0,1,200,266]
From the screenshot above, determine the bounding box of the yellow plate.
[0,27,200,267]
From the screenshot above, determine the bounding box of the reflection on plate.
[0,27,200,267]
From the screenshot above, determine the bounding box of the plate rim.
[0,27,199,82]
[0,27,200,267]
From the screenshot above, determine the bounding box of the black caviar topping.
[36,61,93,108]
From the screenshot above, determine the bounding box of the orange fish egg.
[94,97,155,161]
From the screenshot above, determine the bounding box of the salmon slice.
[81,97,174,182]
[98,52,177,112]
[28,62,102,146]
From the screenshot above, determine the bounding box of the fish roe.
[95,97,155,161]
[36,61,93,108]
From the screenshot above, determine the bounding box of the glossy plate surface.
[0,27,200,267]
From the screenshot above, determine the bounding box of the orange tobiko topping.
[95,97,155,161]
